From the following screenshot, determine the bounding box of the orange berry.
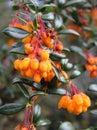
[85,64,93,71]
[56,42,63,51]
[7,38,17,46]
[24,43,33,54]
[33,73,41,83]
[73,105,82,115]
[67,99,74,113]
[58,95,70,109]
[21,127,28,130]
[42,72,47,78]
[20,58,30,70]
[81,93,91,107]
[30,58,39,70]
[82,105,87,112]
[22,34,32,44]
[92,8,97,26]
[90,70,97,78]
[14,59,21,70]
[39,61,48,72]
[39,49,49,61]
[73,94,83,105]
[25,68,34,77]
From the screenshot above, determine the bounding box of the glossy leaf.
[50,52,66,61]
[0,103,25,115]
[54,14,63,29]
[39,3,56,10]
[3,27,30,39]
[29,91,45,99]
[63,0,86,8]
[90,109,97,115]
[36,119,51,126]
[70,70,81,79]
[58,121,75,130]
[13,77,42,90]
[33,104,41,123]
[9,46,26,55]
[53,66,67,83]
[17,83,30,99]
[88,84,97,92]
[42,12,54,21]
[48,88,66,95]
[58,29,80,36]
[69,46,86,59]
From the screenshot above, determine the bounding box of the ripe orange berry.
[25,68,34,77]
[58,95,70,109]
[33,73,41,83]
[20,58,30,70]
[67,99,74,113]
[21,127,28,130]
[30,58,39,70]
[81,93,91,107]
[24,43,33,54]
[73,94,83,105]
[85,64,93,71]
[56,42,63,51]
[90,70,97,78]
[22,34,32,44]
[14,59,21,70]
[74,105,82,115]
[39,61,48,72]
[39,49,49,61]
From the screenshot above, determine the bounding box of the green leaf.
[9,46,26,55]
[30,91,45,99]
[62,48,71,53]
[69,46,86,59]
[58,0,66,8]
[58,29,80,36]
[17,83,30,99]
[90,109,97,115]
[48,88,66,95]
[39,3,56,10]
[58,121,75,130]
[12,5,19,10]
[33,104,41,123]
[88,84,97,92]
[13,78,42,90]
[50,52,66,61]
[36,119,51,126]
[3,27,30,39]
[70,70,81,79]
[42,12,54,21]
[0,103,25,115]
[53,66,67,83]
[54,15,63,29]
[63,0,86,8]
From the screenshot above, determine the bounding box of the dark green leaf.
[50,52,66,61]
[9,46,26,55]
[3,27,30,39]
[36,119,51,126]
[69,46,86,59]
[70,70,81,79]
[58,0,66,8]
[48,88,66,95]
[63,0,86,8]
[33,104,41,123]
[58,29,80,36]
[17,83,30,99]
[88,84,97,92]
[39,3,56,10]
[30,91,45,99]
[62,63,73,71]
[12,5,19,10]
[0,103,25,115]
[53,66,67,83]
[54,15,63,29]
[13,77,42,90]
[42,13,54,21]
[62,48,71,53]
[90,109,97,115]
[58,121,75,130]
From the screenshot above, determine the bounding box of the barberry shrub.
[1,0,97,130]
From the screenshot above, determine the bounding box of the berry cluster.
[85,57,97,77]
